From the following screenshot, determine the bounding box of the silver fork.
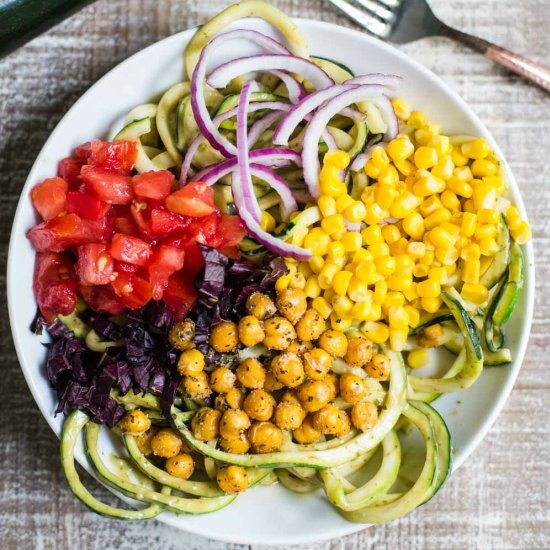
[327,0,550,93]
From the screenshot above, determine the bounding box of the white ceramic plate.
[8,16,534,546]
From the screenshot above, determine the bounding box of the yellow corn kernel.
[429,226,455,249]
[320,176,347,198]
[461,138,490,160]
[394,254,414,273]
[407,111,427,129]
[407,348,430,368]
[324,287,336,303]
[318,195,337,217]
[388,305,409,329]
[473,183,496,210]
[389,326,408,352]
[365,159,381,179]
[461,212,477,237]
[330,314,352,331]
[375,183,398,210]
[260,211,276,232]
[381,224,401,244]
[327,240,345,260]
[473,209,497,227]
[446,176,473,198]
[461,282,489,305]
[389,237,409,256]
[348,277,370,302]
[394,159,416,177]
[461,242,481,261]
[321,213,345,236]
[454,166,474,182]
[383,291,405,311]
[335,194,354,213]
[445,263,457,277]
[424,208,452,231]
[414,146,438,170]
[428,266,448,285]
[511,221,532,245]
[435,246,459,266]
[402,212,425,240]
[451,147,469,167]
[289,270,306,290]
[412,173,445,197]
[352,248,373,264]
[324,149,350,169]
[332,270,353,295]
[275,273,291,292]
[387,273,413,292]
[404,304,420,328]
[351,299,373,321]
[415,124,440,146]
[372,146,390,169]
[311,296,332,319]
[332,295,354,318]
[378,165,399,186]
[434,135,451,156]
[474,223,497,242]
[298,261,313,278]
[441,190,460,212]
[462,259,480,284]
[361,224,383,245]
[344,201,367,223]
[364,203,388,225]
[318,263,340,289]
[355,260,380,285]
[391,97,412,121]
[419,195,443,218]
[413,264,430,278]
[387,136,415,161]
[483,175,505,195]
[309,255,325,274]
[390,192,419,219]
[417,279,441,299]
[374,256,396,276]
[361,321,389,343]
[471,159,497,177]
[368,242,390,258]
[373,280,388,305]
[304,274,322,298]
[505,205,522,231]
[421,296,443,314]
[332,255,347,269]
[303,228,331,255]
[341,231,362,252]
[431,155,454,180]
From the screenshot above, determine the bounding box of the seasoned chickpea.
[276,288,307,324]
[220,409,251,440]
[318,329,348,357]
[264,369,284,391]
[248,421,283,453]
[288,339,313,355]
[169,318,195,350]
[191,407,221,441]
[246,292,277,320]
[182,371,211,399]
[220,433,251,454]
[312,404,351,437]
[303,348,332,380]
[263,316,297,350]
[165,453,194,480]
[280,390,301,405]
[339,373,367,404]
[270,352,305,388]
[225,387,246,409]
[151,428,183,458]
[274,401,306,430]
[351,401,379,431]
[324,373,339,401]
[119,410,151,434]
[297,380,333,412]
[217,465,250,494]
[243,389,276,421]
[236,358,266,389]
[365,354,391,380]
[177,348,205,376]
[417,324,444,348]
[135,428,157,455]
[344,337,373,367]
[238,315,265,347]
[209,367,236,394]
[293,415,322,444]
[296,308,326,342]
[210,321,239,352]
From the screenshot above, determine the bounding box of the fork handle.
[441,25,550,93]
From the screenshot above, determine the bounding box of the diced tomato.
[187,212,221,246]
[81,165,134,205]
[84,216,115,242]
[165,181,217,217]
[74,243,114,286]
[88,139,138,174]
[33,252,77,320]
[66,191,110,221]
[30,177,68,221]
[150,207,190,236]
[58,157,83,187]
[79,284,126,315]
[27,213,92,252]
[219,215,247,248]
[109,205,139,235]
[73,142,92,163]
[110,233,152,266]
[219,246,241,260]
[162,271,198,320]
[111,272,153,309]
[115,261,140,274]
[132,170,174,201]
[148,245,186,299]
[130,201,154,240]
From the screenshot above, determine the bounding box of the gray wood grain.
[1,0,549,548]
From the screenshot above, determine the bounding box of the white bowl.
[7,16,534,546]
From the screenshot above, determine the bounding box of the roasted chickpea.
[219,409,251,440]
[312,404,351,437]
[151,428,183,458]
[220,432,251,454]
[225,387,246,409]
[365,353,391,380]
[351,401,379,431]
[210,321,239,352]
[270,352,305,388]
[246,292,277,320]
[293,415,322,444]
[119,410,151,434]
[264,369,284,391]
[248,421,283,453]
[324,373,339,401]
[276,288,307,324]
[238,315,265,347]
[287,339,313,355]
[417,324,444,348]
[191,407,221,441]
[169,318,195,350]
[339,373,367,404]
[209,367,236,394]
[297,380,333,412]
[135,428,157,455]
[318,329,348,357]
[280,390,301,405]
[177,348,205,376]
[344,337,374,367]
[263,316,297,350]
[165,453,194,479]
[182,371,211,399]
[274,401,306,430]
[243,389,276,421]
[217,465,250,494]
[296,308,327,342]
[236,358,266,389]
[303,348,332,380]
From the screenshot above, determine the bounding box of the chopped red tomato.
[73,142,92,163]
[219,215,246,247]
[33,252,77,320]
[58,157,83,187]
[162,271,198,320]
[75,243,114,286]
[81,165,134,205]
[110,233,152,266]
[187,212,221,246]
[111,271,153,308]
[27,213,92,252]
[79,284,126,315]
[133,170,174,201]
[165,181,216,217]
[148,245,186,299]
[150,207,190,235]
[130,201,155,240]
[66,191,110,221]
[30,177,68,221]
[88,139,138,174]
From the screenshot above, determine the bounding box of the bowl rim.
[7,16,535,546]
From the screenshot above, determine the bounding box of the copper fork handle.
[442,26,550,93]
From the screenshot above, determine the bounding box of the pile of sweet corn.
[276,98,531,352]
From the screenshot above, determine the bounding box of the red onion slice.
[269,70,307,103]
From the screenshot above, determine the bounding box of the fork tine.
[326,0,392,38]
[374,0,401,8]
[354,0,395,22]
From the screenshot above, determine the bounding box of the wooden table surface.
[1,0,549,548]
